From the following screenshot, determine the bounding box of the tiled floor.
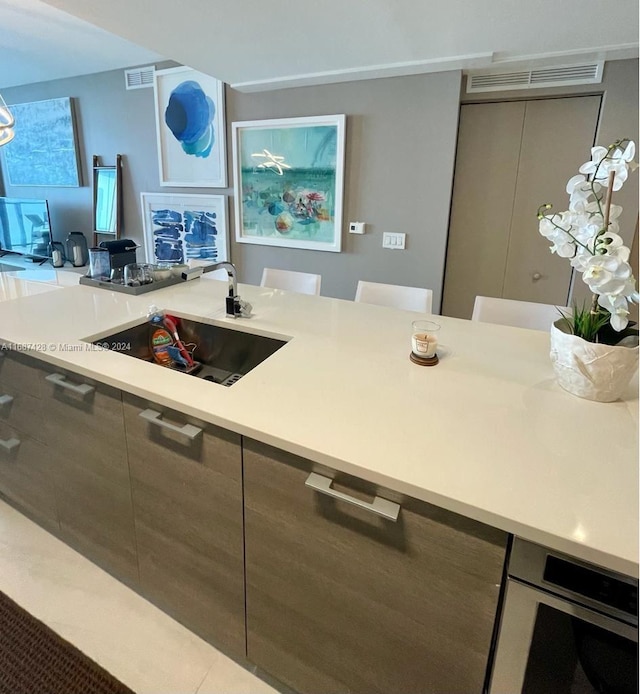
[0,499,277,694]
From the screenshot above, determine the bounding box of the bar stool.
[355,281,433,313]
[471,296,569,330]
[260,268,322,296]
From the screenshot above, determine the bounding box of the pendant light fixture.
[0,93,15,146]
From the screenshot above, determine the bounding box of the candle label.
[412,333,437,357]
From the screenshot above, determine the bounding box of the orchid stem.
[589,170,616,316]
[601,170,615,234]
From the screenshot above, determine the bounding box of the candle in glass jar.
[411,320,440,358]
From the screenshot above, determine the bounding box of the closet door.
[442,101,525,319]
[443,95,601,319]
[502,95,601,304]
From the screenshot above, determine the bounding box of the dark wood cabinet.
[123,393,245,659]
[0,350,512,694]
[0,353,57,532]
[42,368,138,586]
[243,438,508,694]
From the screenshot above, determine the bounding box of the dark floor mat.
[0,590,135,694]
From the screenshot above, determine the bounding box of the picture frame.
[140,192,229,265]
[1,97,81,187]
[232,114,346,252]
[153,66,227,187]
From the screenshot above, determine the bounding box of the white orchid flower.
[579,143,633,190]
[605,160,629,191]
[579,146,609,177]
[582,254,632,296]
[539,140,638,333]
[571,247,592,272]
[566,174,586,194]
[566,175,595,209]
[539,215,576,257]
[598,293,631,331]
[620,140,635,162]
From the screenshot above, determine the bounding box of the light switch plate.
[382,232,406,249]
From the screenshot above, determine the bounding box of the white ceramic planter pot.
[549,321,639,402]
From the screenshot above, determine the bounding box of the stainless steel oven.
[489,538,638,694]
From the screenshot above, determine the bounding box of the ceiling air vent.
[466,62,603,93]
[124,66,155,90]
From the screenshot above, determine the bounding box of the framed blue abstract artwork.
[153,66,227,187]
[140,192,229,265]
[232,114,346,252]
[1,97,80,187]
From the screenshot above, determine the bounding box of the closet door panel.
[502,95,601,304]
[442,101,525,319]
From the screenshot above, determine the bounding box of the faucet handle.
[226,295,252,318]
[236,298,252,318]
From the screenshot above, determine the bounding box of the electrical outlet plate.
[349,221,365,234]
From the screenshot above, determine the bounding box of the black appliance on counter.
[99,239,138,271]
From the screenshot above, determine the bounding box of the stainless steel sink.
[89,316,288,386]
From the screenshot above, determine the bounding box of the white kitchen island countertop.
[0,260,83,302]
[1,277,637,577]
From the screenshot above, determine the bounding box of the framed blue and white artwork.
[140,192,229,265]
[1,97,81,187]
[153,66,227,187]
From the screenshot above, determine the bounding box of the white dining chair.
[260,268,322,296]
[471,296,569,331]
[355,281,433,313]
[201,267,229,281]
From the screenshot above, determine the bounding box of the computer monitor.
[0,197,53,260]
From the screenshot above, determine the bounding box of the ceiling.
[0,0,163,89]
[2,0,638,91]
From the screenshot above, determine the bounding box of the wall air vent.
[466,62,604,93]
[124,66,156,90]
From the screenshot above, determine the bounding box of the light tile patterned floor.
[0,499,277,694]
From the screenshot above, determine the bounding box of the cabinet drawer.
[0,383,45,443]
[0,421,58,533]
[244,439,508,694]
[0,352,45,398]
[123,393,245,658]
[42,369,138,586]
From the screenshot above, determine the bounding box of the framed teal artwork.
[154,66,227,188]
[232,114,346,252]
[1,97,81,187]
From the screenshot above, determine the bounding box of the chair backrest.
[260,268,321,296]
[201,268,229,281]
[471,296,569,331]
[355,281,433,313]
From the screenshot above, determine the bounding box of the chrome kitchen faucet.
[206,262,252,319]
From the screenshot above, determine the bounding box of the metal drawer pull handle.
[0,394,14,406]
[0,437,20,453]
[139,409,202,440]
[305,472,400,522]
[45,373,95,395]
